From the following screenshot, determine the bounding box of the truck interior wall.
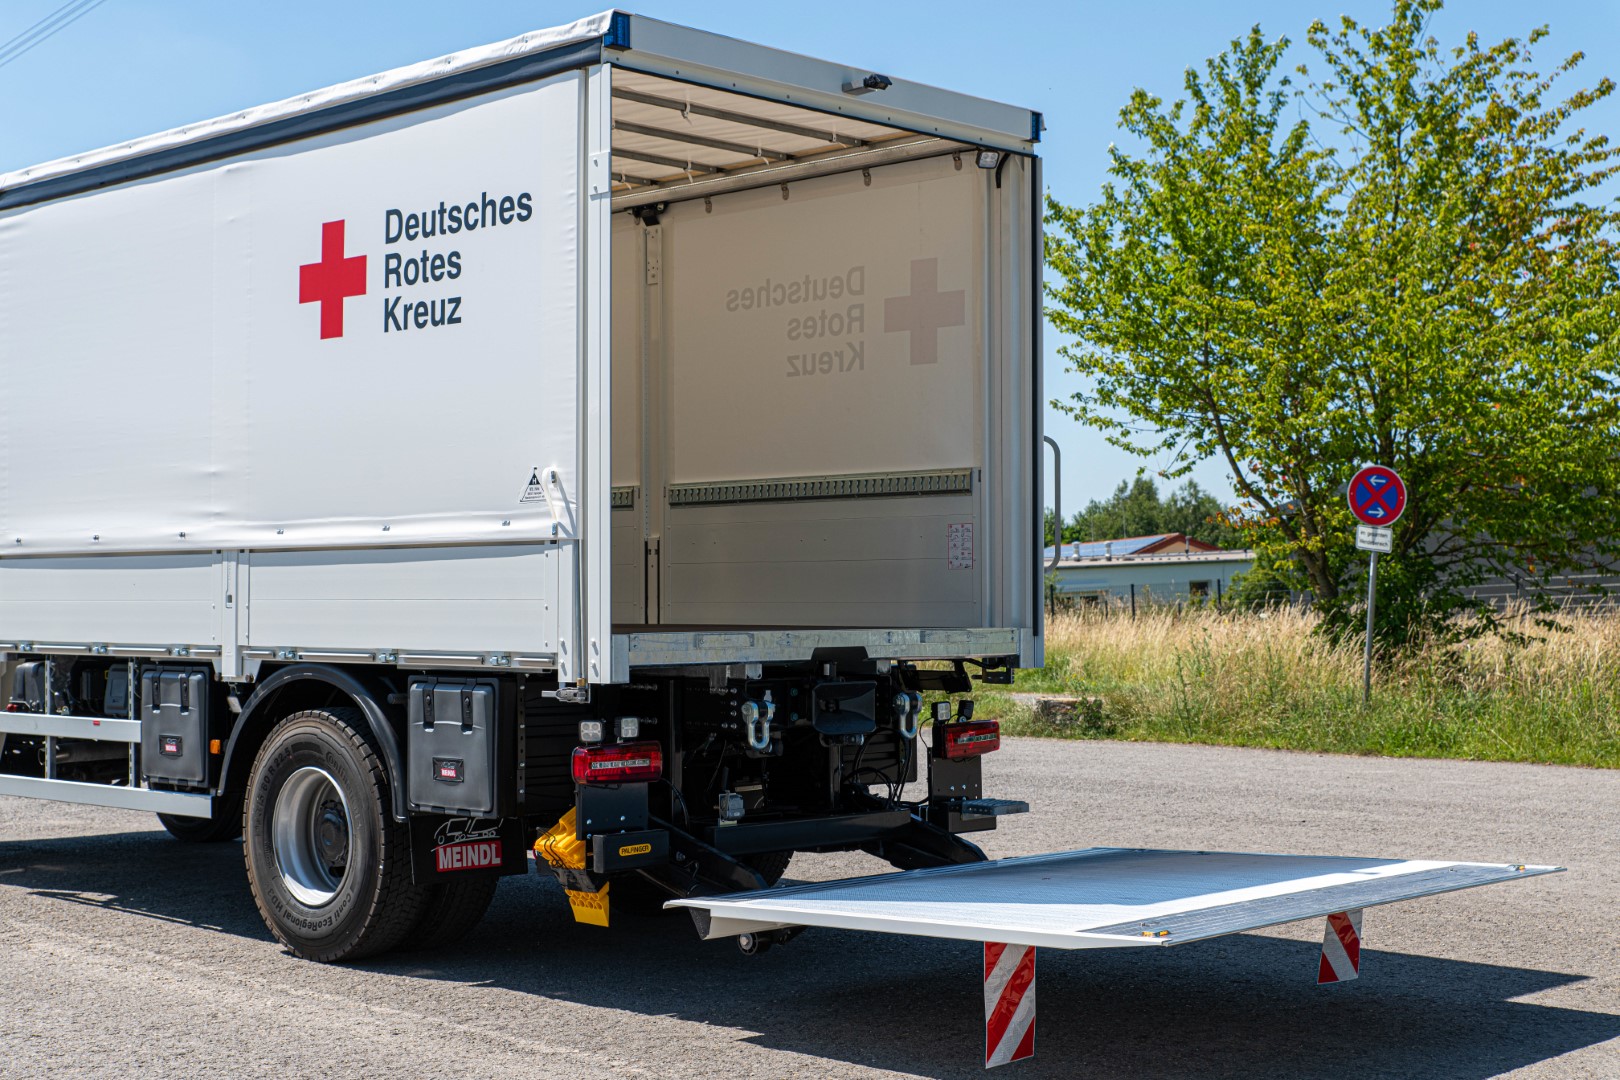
[610,153,1037,632]
[610,214,646,626]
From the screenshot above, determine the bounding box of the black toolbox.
[140,668,211,788]
[406,678,515,817]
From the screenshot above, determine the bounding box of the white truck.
[0,13,1553,1046]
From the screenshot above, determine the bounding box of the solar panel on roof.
[1064,535,1170,559]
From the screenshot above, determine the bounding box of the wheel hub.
[271,766,353,908]
[315,801,349,865]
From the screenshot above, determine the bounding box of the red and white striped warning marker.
[984,942,1036,1068]
[1318,909,1363,984]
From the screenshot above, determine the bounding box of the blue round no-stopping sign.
[1348,465,1407,526]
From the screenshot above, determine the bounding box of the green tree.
[1044,0,1620,643]
[1162,480,1245,547]
[1060,477,1244,548]
[1229,549,1299,609]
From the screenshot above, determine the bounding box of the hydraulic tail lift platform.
[670,848,1561,1067]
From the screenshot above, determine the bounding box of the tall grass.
[982,605,1620,767]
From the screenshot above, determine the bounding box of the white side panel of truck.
[0,554,220,644]
[0,75,584,555]
[245,545,561,655]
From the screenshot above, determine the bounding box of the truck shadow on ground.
[0,828,274,940]
[2,832,1613,1080]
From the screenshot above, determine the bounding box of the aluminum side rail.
[669,847,1561,948]
[619,626,1022,669]
[0,775,212,817]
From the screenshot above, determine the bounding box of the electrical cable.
[0,0,110,71]
[657,776,691,825]
[0,0,90,57]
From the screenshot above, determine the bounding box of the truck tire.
[157,790,244,843]
[398,875,500,951]
[243,707,427,962]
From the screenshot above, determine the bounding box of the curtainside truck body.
[0,20,1556,1059]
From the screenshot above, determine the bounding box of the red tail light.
[940,720,1000,760]
[571,741,663,785]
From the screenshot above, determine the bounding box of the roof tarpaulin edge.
[0,11,620,206]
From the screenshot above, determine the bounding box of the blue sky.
[5,1,1617,511]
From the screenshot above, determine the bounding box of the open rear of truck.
[580,15,1050,907]
[553,15,1051,912]
[600,62,1045,678]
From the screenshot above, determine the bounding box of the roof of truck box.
[0,11,1041,211]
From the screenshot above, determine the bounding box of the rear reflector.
[571,741,663,785]
[940,720,1000,760]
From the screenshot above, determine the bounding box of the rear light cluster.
[571,740,663,785]
[939,719,1001,760]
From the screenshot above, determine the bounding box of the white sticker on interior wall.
[948,522,975,570]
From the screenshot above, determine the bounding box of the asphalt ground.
[1,738,1615,1079]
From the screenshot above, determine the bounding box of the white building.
[1044,535,1255,607]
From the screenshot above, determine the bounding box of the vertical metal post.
[42,658,56,779]
[1362,552,1378,706]
[1216,578,1223,612]
[127,659,139,787]
[1130,583,1137,619]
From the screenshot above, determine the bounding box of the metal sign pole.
[1362,551,1378,706]
[1349,464,1405,708]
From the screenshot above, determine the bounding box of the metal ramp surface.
[669,847,1561,949]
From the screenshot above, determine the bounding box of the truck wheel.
[746,850,793,886]
[398,875,500,951]
[243,707,427,962]
[157,791,244,843]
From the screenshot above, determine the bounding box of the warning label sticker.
[519,469,546,504]
[948,522,974,570]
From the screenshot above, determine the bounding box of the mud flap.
[408,814,527,885]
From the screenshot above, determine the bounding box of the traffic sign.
[1355,525,1393,553]
[1348,465,1406,526]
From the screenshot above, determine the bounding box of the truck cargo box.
[0,10,1045,685]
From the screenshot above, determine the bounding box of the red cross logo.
[884,258,966,365]
[298,220,367,340]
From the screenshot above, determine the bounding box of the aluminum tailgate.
[668,847,1561,949]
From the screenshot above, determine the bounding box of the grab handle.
[1044,435,1062,570]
